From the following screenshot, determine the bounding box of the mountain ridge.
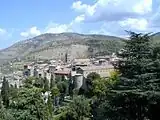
[0,32,125,64]
[1,32,125,51]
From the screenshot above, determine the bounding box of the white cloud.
[0,28,7,35]
[20,20,82,37]
[119,18,148,31]
[18,0,157,38]
[0,28,13,44]
[89,22,125,37]
[133,0,152,14]
[72,1,95,16]
[89,18,149,38]
[20,32,29,37]
[70,0,156,35]
[44,22,73,33]
[89,29,114,36]
[150,5,160,28]
[44,20,83,34]
[20,26,41,37]
[74,15,85,23]
[72,0,152,22]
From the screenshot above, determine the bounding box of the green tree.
[0,105,15,120]
[0,96,14,120]
[91,71,120,119]
[23,77,35,88]
[1,77,9,108]
[10,87,48,120]
[68,79,74,97]
[91,71,119,98]
[46,95,53,119]
[50,74,55,89]
[87,72,100,81]
[44,77,49,91]
[51,86,60,107]
[51,86,60,97]
[66,96,91,120]
[117,32,154,90]
[57,81,68,103]
[92,78,108,97]
[106,70,120,89]
[85,72,101,97]
[14,83,17,88]
[93,32,160,119]
[0,95,2,109]
[150,43,160,91]
[114,32,155,119]
[9,84,18,100]
[34,77,44,88]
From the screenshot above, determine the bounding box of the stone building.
[72,73,83,90]
[76,64,114,78]
[54,68,71,81]
[23,65,31,77]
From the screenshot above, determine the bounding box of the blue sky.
[0,0,158,49]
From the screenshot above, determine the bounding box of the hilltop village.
[0,52,120,90]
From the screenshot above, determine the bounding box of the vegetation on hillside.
[0,33,125,66]
[86,39,124,56]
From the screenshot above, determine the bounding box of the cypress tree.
[47,95,53,119]
[14,83,17,88]
[1,77,9,108]
[50,74,55,89]
[0,94,2,109]
[44,77,49,92]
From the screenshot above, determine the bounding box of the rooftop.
[54,68,71,75]
[78,64,114,71]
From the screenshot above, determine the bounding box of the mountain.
[151,32,160,43]
[0,33,125,65]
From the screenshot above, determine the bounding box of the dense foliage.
[1,77,9,108]
[92,32,160,120]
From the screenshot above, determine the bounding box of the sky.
[0,0,158,49]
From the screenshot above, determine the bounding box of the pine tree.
[93,32,160,119]
[1,77,9,108]
[149,43,160,91]
[116,32,155,90]
[114,32,158,119]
